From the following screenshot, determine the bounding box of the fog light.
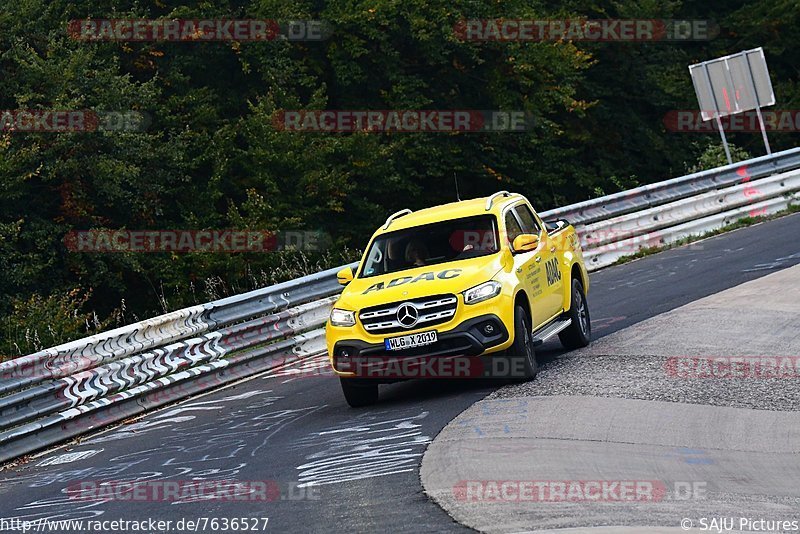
[483,323,496,335]
[336,347,353,372]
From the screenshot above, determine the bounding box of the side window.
[504,211,523,245]
[362,239,385,276]
[514,205,541,235]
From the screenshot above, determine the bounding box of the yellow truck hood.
[336,254,507,310]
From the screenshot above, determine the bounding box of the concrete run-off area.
[421,264,800,533]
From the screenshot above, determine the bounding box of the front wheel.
[558,278,591,350]
[505,305,538,380]
[340,378,379,407]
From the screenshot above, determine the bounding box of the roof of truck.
[378,192,526,233]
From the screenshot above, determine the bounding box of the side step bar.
[531,318,572,347]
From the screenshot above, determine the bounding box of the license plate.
[384,330,438,351]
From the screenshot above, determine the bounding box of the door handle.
[535,256,541,263]
[550,246,556,253]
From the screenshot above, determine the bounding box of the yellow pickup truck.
[326,191,591,406]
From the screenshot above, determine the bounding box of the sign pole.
[702,63,733,165]
[714,114,733,165]
[743,51,772,155]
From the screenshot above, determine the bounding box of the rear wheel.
[559,278,591,350]
[340,378,379,407]
[505,305,538,380]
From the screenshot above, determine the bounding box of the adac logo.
[362,269,462,294]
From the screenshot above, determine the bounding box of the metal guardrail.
[2,148,800,464]
[540,146,800,271]
[579,168,800,269]
[577,167,800,271]
[580,170,800,248]
[539,146,800,225]
[582,191,799,269]
[0,263,356,464]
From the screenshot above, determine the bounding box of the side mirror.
[336,266,355,286]
[512,234,540,254]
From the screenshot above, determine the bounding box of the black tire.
[505,305,538,380]
[340,378,379,407]
[559,278,591,350]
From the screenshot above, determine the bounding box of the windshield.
[359,215,499,278]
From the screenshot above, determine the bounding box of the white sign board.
[689,48,775,121]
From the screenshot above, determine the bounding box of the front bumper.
[331,314,509,377]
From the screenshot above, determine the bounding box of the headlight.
[463,281,502,305]
[330,308,356,327]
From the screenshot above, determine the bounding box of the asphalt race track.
[423,263,800,532]
[1,213,799,534]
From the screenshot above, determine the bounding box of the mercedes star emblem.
[396,303,420,328]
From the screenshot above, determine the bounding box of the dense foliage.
[1,0,797,355]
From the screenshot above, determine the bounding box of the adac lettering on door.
[545,258,561,286]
